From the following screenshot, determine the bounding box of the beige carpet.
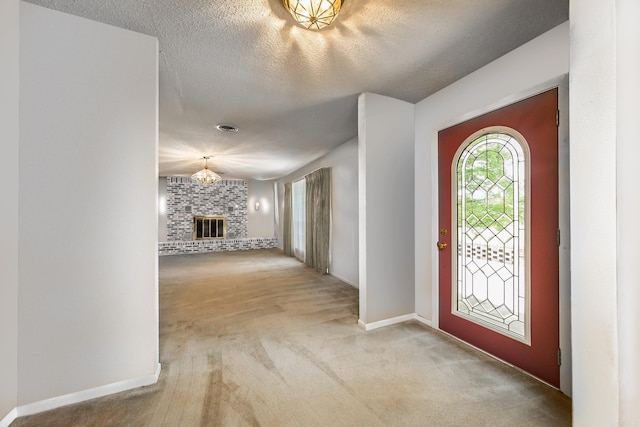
[13,249,571,426]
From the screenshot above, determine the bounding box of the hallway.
[14,249,571,426]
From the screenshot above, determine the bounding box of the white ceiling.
[26,0,568,180]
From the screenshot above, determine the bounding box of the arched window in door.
[454,129,530,342]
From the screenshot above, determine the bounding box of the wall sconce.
[255,202,261,211]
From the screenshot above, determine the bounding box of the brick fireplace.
[160,177,277,255]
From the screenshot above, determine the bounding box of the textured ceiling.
[26,0,568,180]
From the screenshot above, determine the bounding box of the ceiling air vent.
[216,123,239,133]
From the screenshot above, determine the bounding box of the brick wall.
[166,177,247,240]
[159,237,279,256]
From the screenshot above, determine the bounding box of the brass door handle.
[437,241,447,251]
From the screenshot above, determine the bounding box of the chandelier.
[281,0,344,30]
[191,156,221,185]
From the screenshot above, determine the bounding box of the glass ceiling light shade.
[281,0,344,30]
[191,157,221,185]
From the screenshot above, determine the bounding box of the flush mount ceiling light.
[191,156,221,185]
[281,0,344,30]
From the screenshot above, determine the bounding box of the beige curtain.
[282,182,293,256]
[305,168,331,274]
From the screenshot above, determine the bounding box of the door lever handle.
[437,241,447,251]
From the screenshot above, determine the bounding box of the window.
[292,179,306,261]
[454,131,529,341]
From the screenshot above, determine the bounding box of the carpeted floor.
[13,249,571,426]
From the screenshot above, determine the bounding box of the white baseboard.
[357,313,415,331]
[16,363,161,418]
[0,408,17,427]
[330,272,358,289]
[358,313,433,331]
[412,314,433,327]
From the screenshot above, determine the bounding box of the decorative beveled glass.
[454,131,528,341]
[191,157,221,185]
[282,0,344,30]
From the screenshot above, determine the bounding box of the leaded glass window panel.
[454,131,529,342]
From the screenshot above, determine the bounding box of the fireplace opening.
[193,215,226,240]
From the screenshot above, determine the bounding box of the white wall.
[19,2,159,410]
[0,0,20,423]
[414,23,571,392]
[570,0,640,423]
[247,180,276,238]
[616,0,640,423]
[358,94,415,324]
[276,138,359,287]
[569,2,617,422]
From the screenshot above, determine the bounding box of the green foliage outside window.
[457,134,524,238]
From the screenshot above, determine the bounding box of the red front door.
[438,89,560,387]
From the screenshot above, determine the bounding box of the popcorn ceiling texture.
[27,0,568,180]
[166,177,247,241]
